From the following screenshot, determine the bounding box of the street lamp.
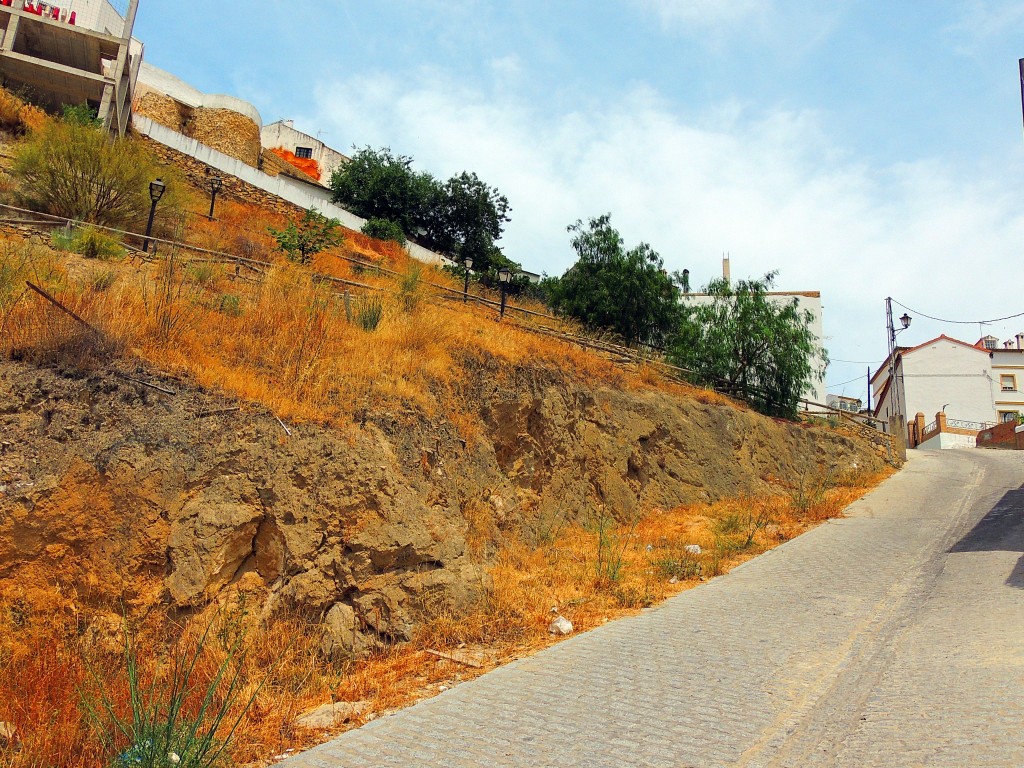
[142,178,165,253]
[497,267,512,319]
[885,296,912,434]
[207,175,223,220]
[462,255,473,303]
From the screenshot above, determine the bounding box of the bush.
[355,294,383,331]
[268,208,342,265]
[11,121,177,230]
[51,225,125,260]
[360,217,406,246]
[0,88,47,134]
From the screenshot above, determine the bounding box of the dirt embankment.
[0,356,887,651]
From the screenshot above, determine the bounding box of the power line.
[831,357,883,365]
[827,374,867,389]
[891,299,1024,326]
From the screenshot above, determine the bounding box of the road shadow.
[949,486,1024,589]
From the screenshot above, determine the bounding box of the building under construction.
[0,0,141,134]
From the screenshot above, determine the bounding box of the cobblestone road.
[284,450,1024,767]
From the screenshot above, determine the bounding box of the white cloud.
[630,0,771,30]
[308,68,1024,387]
[947,0,1024,53]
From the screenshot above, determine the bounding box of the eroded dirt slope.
[0,356,887,651]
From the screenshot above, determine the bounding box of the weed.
[654,550,702,580]
[591,512,635,587]
[89,269,117,293]
[217,294,241,317]
[787,465,835,518]
[187,262,219,286]
[398,264,423,312]
[82,617,265,768]
[355,295,383,331]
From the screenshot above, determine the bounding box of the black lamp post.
[885,296,912,429]
[207,175,223,220]
[462,255,473,302]
[142,177,165,253]
[498,267,512,319]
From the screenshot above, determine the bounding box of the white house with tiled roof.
[872,333,1024,443]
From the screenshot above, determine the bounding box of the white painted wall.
[917,432,977,450]
[874,339,993,426]
[261,120,348,187]
[681,291,827,406]
[132,115,445,266]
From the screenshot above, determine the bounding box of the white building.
[826,394,862,413]
[261,119,349,187]
[872,333,1024,442]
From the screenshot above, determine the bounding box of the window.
[295,146,313,159]
[999,411,1019,423]
[984,336,999,350]
[1000,374,1016,392]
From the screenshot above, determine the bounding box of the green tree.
[329,146,437,235]
[667,272,826,419]
[11,121,174,229]
[330,148,511,271]
[547,214,682,346]
[269,207,342,265]
[433,172,511,272]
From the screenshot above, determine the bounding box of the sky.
[133,1,1024,406]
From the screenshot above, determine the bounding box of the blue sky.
[134,1,1024,407]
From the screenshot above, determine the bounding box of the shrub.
[0,88,47,134]
[61,102,102,128]
[52,226,125,260]
[355,294,383,331]
[268,208,342,265]
[360,217,406,246]
[11,121,177,230]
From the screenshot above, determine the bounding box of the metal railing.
[947,418,995,432]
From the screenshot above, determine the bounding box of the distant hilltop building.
[261,119,350,186]
[681,255,827,408]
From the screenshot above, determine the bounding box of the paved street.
[285,450,1024,768]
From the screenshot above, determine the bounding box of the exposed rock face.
[0,358,887,653]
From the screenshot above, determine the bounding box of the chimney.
[722,252,731,284]
[283,119,294,129]
[1005,340,1014,349]
[1016,332,1024,350]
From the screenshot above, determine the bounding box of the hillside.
[0,104,897,767]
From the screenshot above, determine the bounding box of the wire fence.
[2,202,884,431]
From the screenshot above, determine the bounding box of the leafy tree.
[269,207,342,265]
[330,147,436,235]
[433,172,510,272]
[11,121,175,229]
[330,147,511,271]
[547,214,682,346]
[667,272,826,419]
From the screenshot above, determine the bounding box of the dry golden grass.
[1,241,627,431]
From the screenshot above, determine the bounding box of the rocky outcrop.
[0,357,887,654]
